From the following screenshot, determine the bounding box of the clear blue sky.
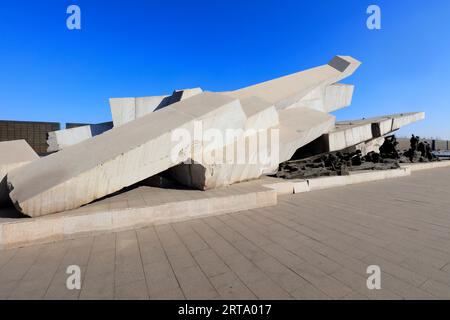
[0,0,449,138]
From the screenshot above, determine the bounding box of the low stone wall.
[264,160,450,195]
[0,183,276,249]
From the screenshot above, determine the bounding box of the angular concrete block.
[391,112,425,131]
[263,181,294,195]
[328,122,373,152]
[307,176,348,191]
[293,180,310,193]
[5,55,426,220]
[0,140,39,206]
[226,56,361,111]
[170,98,335,190]
[110,88,203,127]
[354,136,385,155]
[169,62,345,189]
[324,84,355,112]
[311,112,426,154]
[47,122,113,152]
[169,96,280,189]
[278,108,336,163]
[286,83,354,113]
[7,92,246,216]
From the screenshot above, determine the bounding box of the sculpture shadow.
[0,176,25,219]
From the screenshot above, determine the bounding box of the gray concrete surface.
[1,167,450,300]
[0,179,277,249]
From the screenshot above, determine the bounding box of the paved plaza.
[1,168,450,300]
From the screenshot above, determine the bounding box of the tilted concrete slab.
[109,96,167,127]
[324,83,355,112]
[285,83,354,113]
[169,96,280,189]
[165,57,358,190]
[47,122,113,152]
[292,112,425,158]
[166,56,361,189]
[336,112,425,138]
[328,120,374,152]
[0,140,39,206]
[278,108,336,164]
[169,98,335,190]
[110,88,203,127]
[7,92,246,217]
[226,56,361,112]
[391,112,425,131]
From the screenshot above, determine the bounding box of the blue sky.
[0,0,449,138]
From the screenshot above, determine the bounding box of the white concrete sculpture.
[293,112,425,157]
[328,112,425,152]
[7,93,246,216]
[5,56,425,217]
[110,88,203,127]
[171,56,360,189]
[47,122,113,152]
[0,140,39,206]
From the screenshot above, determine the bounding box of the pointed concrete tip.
[328,56,362,73]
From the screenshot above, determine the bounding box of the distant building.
[0,120,60,155]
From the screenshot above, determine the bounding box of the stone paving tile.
[205,217,311,294]
[172,221,257,300]
[0,245,45,287]
[420,279,450,299]
[441,263,450,273]
[155,224,219,299]
[137,226,185,299]
[218,213,355,299]
[79,233,116,299]
[190,220,292,299]
[0,249,17,270]
[8,241,70,300]
[209,271,257,300]
[115,279,149,300]
[114,230,146,289]
[44,237,94,300]
[1,168,450,299]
